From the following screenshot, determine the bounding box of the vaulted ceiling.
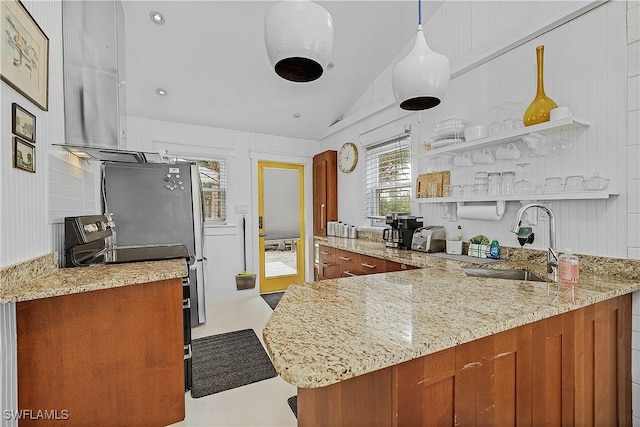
[122,1,444,140]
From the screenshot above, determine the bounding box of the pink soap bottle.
[558,248,579,283]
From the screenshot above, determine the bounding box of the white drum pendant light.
[264,0,334,83]
[392,0,450,110]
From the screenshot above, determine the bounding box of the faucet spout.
[510,203,558,282]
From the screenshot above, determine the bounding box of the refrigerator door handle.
[187,253,196,267]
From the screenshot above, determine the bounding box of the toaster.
[411,226,446,253]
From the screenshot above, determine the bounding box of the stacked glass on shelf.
[441,170,610,198]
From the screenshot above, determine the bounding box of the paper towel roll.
[456,201,505,221]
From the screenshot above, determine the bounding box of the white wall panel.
[0,303,17,427]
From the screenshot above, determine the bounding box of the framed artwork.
[1,0,49,111]
[13,137,35,173]
[12,103,35,143]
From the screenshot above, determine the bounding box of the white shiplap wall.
[628,0,640,261]
[125,116,316,302]
[627,1,640,424]
[416,0,628,258]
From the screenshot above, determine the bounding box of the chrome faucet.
[510,203,558,282]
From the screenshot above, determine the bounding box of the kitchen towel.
[191,329,277,398]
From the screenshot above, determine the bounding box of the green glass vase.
[523,45,558,127]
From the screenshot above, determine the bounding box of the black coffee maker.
[383,213,423,250]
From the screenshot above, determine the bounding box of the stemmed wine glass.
[514,162,534,194]
[500,102,513,133]
[488,105,502,136]
[510,101,524,129]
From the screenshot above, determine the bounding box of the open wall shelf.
[416,117,589,159]
[414,190,618,204]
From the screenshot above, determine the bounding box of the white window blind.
[364,135,412,226]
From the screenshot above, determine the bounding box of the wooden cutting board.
[416,171,451,198]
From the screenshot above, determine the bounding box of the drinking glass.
[501,171,515,195]
[514,163,535,194]
[499,102,513,133]
[488,172,502,196]
[510,102,524,129]
[488,105,502,136]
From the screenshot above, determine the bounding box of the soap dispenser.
[558,249,579,283]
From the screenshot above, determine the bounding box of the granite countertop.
[0,253,188,303]
[263,237,640,389]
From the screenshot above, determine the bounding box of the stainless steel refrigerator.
[102,161,206,326]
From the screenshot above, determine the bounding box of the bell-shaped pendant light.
[392,1,450,110]
[264,0,334,83]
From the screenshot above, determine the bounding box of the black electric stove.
[64,215,191,267]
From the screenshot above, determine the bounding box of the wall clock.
[338,142,358,173]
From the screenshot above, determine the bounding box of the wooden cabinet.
[313,150,338,236]
[318,245,337,280]
[17,278,185,427]
[298,294,632,426]
[317,246,420,280]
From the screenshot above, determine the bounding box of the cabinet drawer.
[386,261,419,272]
[318,245,336,263]
[335,249,358,274]
[357,254,385,275]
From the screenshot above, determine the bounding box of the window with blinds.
[364,135,412,226]
[197,159,227,223]
[167,156,227,223]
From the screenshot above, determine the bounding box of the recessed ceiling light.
[149,11,165,24]
[293,113,301,118]
[155,88,167,96]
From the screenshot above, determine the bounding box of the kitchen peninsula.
[0,253,188,427]
[263,237,640,425]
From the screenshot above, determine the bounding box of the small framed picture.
[12,103,35,143]
[13,136,35,173]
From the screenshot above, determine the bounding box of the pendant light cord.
[418,0,422,26]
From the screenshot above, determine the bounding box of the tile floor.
[170,296,298,427]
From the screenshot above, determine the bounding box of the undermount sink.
[463,267,545,282]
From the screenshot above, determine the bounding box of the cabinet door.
[313,151,337,236]
[313,157,327,236]
[357,254,385,275]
